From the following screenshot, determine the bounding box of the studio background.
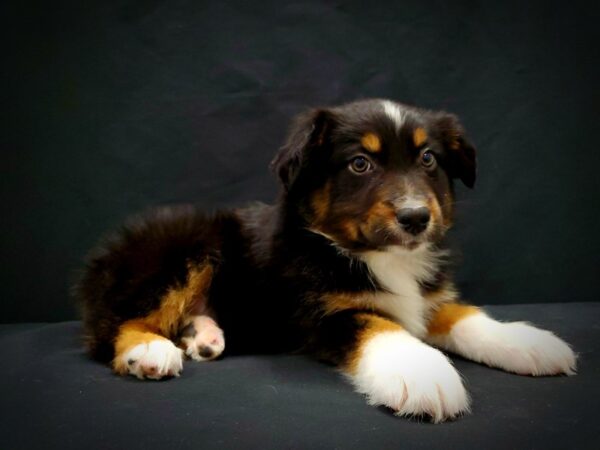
[2,0,599,323]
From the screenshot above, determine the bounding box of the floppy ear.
[270,108,334,190]
[433,113,477,188]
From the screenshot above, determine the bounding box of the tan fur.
[427,196,451,228]
[345,313,403,374]
[112,320,168,374]
[321,292,376,317]
[423,282,458,306]
[111,263,214,374]
[427,303,479,336]
[364,201,396,226]
[440,191,454,226]
[338,219,359,241]
[311,181,331,223]
[145,263,214,337]
[449,131,461,150]
[413,127,427,147]
[361,132,382,153]
[367,201,396,221]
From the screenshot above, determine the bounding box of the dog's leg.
[314,311,470,423]
[113,320,183,380]
[177,314,225,361]
[425,303,577,376]
[112,262,218,379]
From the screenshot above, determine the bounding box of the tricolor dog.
[77,99,576,422]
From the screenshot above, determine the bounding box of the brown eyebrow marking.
[413,127,428,147]
[360,132,381,153]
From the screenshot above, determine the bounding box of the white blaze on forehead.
[381,100,406,131]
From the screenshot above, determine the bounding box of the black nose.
[397,207,431,235]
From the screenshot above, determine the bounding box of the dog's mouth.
[403,238,425,250]
[358,208,436,250]
[383,227,433,251]
[309,221,434,254]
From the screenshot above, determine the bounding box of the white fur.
[381,100,406,131]
[427,312,577,376]
[350,330,470,423]
[123,339,184,380]
[399,197,427,210]
[181,315,225,361]
[361,246,446,338]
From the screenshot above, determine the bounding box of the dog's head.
[271,99,476,252]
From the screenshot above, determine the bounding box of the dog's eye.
[349,156,372,174]
[420,150,436,169]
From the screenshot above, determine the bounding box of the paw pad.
[179,316,225,361]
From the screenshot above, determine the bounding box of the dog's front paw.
[448,315,577,376]
[350,331,470,423]
[179,315,225,361]
[120,339,184,380]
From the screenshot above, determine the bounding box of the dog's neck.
[272,201,448,292]
[359,245,448,294]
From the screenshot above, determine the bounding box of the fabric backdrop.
[2,0,599,322]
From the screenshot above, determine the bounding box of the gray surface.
[1,302,599,449]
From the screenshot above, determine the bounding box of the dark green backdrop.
[2,0,599,323]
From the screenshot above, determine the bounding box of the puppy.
[77,99,576,422]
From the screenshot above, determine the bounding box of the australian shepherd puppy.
[77,99,576,422]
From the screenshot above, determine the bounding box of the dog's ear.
[433,113,477,188]
[270,108,334,190]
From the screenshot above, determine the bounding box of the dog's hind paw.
[179,315,225,361]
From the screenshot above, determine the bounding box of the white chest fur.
[361,246,444,338]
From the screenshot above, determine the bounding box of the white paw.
[180,315,225,361]
[441,313,577,376]
[351,331,470,423]
[122,339,184,380]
